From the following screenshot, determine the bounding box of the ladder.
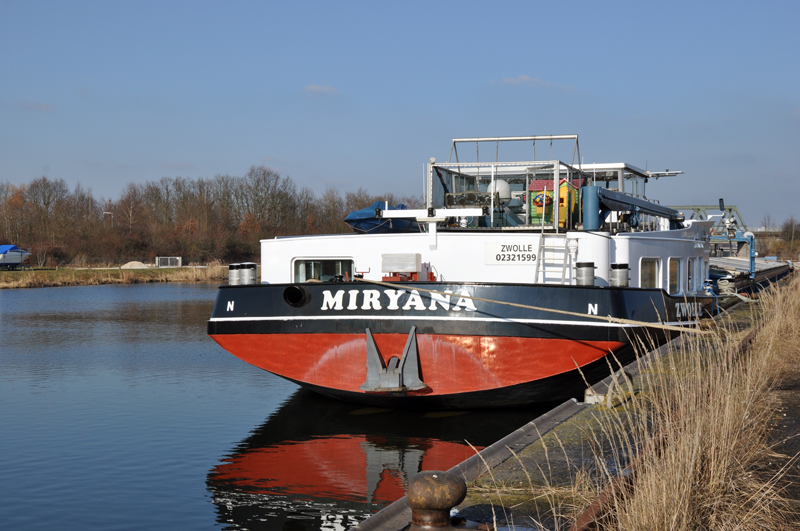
[534,234,570,284]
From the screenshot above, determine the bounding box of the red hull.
[210,332,624,397]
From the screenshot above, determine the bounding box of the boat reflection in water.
[207,389,546,530]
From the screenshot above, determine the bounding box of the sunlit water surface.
[0,283,544,530]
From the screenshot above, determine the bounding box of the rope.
[353,277,712,335]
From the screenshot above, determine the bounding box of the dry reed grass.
[0,266,227,289]
[581,276,800,530]
[476,276,800,530]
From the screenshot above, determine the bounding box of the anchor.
[359,326,428,393]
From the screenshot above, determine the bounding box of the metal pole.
[553,162,559,234]
[567,167,572,230]
[489,165,495,228]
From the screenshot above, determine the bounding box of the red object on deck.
[382,262,437,282]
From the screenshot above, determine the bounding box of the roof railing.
[448,135,581,172]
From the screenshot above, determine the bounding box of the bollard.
[408,470,467,531]
[240,262,257,285]
[228,263,241,286]
[609,263,629,287]
[575,262,595,286]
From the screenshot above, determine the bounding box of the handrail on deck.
[451,135,579,143]
[448,134,581,172]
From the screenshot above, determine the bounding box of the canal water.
[0,283,546,530]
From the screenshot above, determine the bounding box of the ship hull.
[208,281,710,409]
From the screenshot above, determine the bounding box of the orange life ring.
[532,193,553,207]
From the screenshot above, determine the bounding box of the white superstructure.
[261,135,712,298]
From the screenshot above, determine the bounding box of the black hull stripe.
[208,319,676,343]
[209,282,714,326]
[209,314,697,328]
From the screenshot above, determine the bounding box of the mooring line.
[352,277,711,335]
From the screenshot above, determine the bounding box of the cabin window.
[640,258,660,288]
[690,257,704,291]
[668,257,681,294]
[687,258,695,291]
[294,259,354,282]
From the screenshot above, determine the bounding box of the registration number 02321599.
[484,242,537,265]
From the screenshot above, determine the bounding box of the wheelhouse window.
[668,257,681,295]
[688,257,704,292]
[687,257,695,291]
[640,258,660,288]
[294,259,354,282]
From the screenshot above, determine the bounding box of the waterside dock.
[352,275,800,531]
[710,255,793,297]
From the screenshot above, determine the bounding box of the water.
[0,283,545,530]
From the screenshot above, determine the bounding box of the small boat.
[208,135,719,409]
[0,245,30,270]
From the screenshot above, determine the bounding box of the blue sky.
[1,1,798,226]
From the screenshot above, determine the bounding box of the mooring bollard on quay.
[407,471,467,531]
[350,338,688,531]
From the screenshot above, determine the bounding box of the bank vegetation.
[3,170,800,269]
[583,279,799,529]
[481,275,800,530]
[0,167,421,268]
[0,265,228,289]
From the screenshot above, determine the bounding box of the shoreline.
[458,286,800,528]
[355,276,800,530]
[0,266,227,289]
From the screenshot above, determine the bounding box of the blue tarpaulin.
[0,245,21,254]
[344,201,419,234]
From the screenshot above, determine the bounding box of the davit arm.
[582,186,684,231]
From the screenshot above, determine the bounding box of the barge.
[208,135,719,409]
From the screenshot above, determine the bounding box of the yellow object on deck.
[529,180,579,227]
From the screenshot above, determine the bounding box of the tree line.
[758,213,800,259]
[0,166,422,267]
[3,167,799,267]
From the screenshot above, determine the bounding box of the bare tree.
[115,183,144,232]
[761,212,775,231]
[26,176,70,244]
[781,216,799,245]
[315,188,348,234]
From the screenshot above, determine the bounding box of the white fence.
[155,256,182,268]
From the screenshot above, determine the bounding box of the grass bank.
[0,266,228,289]
[582,281,799,530]
[465,275,800,530]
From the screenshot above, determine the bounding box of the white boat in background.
[209,135,721,409]
[0,245,30,270]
